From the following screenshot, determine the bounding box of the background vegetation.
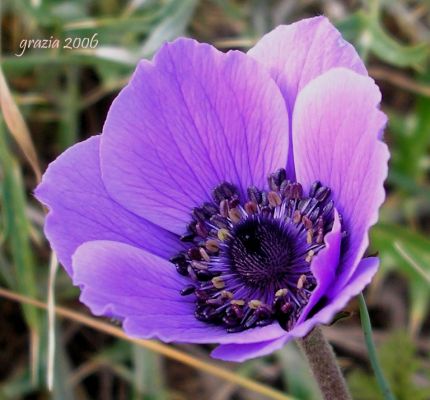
[1,0,430,399]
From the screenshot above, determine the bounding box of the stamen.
[275,288,288,297]
[199,248,211,262]
[305,250,315,263]
[205,239,219,253]
[180,285,196,296]
[228,207,241,223]
[212,276,225,289]
[217,229,231,241]
[268,191,282,207]
[244,201,258,215]
[297,274,307,289]
[171,170,342,333]
[248,299,262,309]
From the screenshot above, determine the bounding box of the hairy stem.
[298,326,352,400]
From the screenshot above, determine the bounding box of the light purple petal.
[298,210,342,323]
[73,240,288,344]
[248,16,367,177]
[211,335,288,362]
[101,38,289,235]
[291,257,379,338]
[293,68,389,288]
[35,136,183,275]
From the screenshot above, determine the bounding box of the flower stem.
[298,326,352,400]
[358,292,396,400]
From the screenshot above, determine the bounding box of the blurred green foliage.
[348,331,430,400]
[1,0,430,399]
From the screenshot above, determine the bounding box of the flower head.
[35,16,389,362]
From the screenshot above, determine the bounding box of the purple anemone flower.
[36,16,389,362]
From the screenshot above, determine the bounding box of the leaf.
[371,223,430,333]
[0,67,41,182]
[365,19,429,70]
[132,346,166,400]
[0,118,41,383]
[371,224,430,279]
[141,0,198,57]
[277,343,321,400]
[337,12,429,69]
[349,332,430,400]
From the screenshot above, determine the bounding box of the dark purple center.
[170,168,339,333]
[228,217,292,287]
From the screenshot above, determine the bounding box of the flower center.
[228,217,292,287]
[170,168,338,333]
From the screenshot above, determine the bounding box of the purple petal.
[293,68,389,287]
[248,16,367,177]
[35,136,183,275]
[73,240,288,344]
[211,336,288,362]
[290,257,379,338]
[298,210,342,323]
[100,38,289,235]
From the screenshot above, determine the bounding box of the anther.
[273,168,287,187]
[268,191,282,207]
[170,253,186,264]
[192,207,206,221]
[180,232,195,242]
[175,263,189,276]
[244,201,258,215]
[293,210,302,224]
[212,182,237,203]
[202,202,218,216]
[220,290,234,299]
[191,260,207,270]
[180,285,196,296]
[228,207,241,223]
[305,250,315,263]
[309,181,321,197]
[291,183,303,199]
[231,299,245,306]
[307,229,314,244]
[322,200,334,219]
[297,274,307,289]
[316,217,325,244]
[187,265,198,280]
[219,199,229,218]
[212,276,225,289]
[315,186,331,202]
[199,248,210,262]
[196,270,213,281]
[248,299,262,309]
[195,289,209,301]
[210,215,229,229]
[275,288,289,297]
[187,247,201,260]
[217,228,231,241]
[247,186,262,204]
[302,215,313,230]
[195,222,208,238]
[205,239,219,253]
[308,207,321,221]
[281,302,292,314]
[279,179,289,195]
[229,198,240,208]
